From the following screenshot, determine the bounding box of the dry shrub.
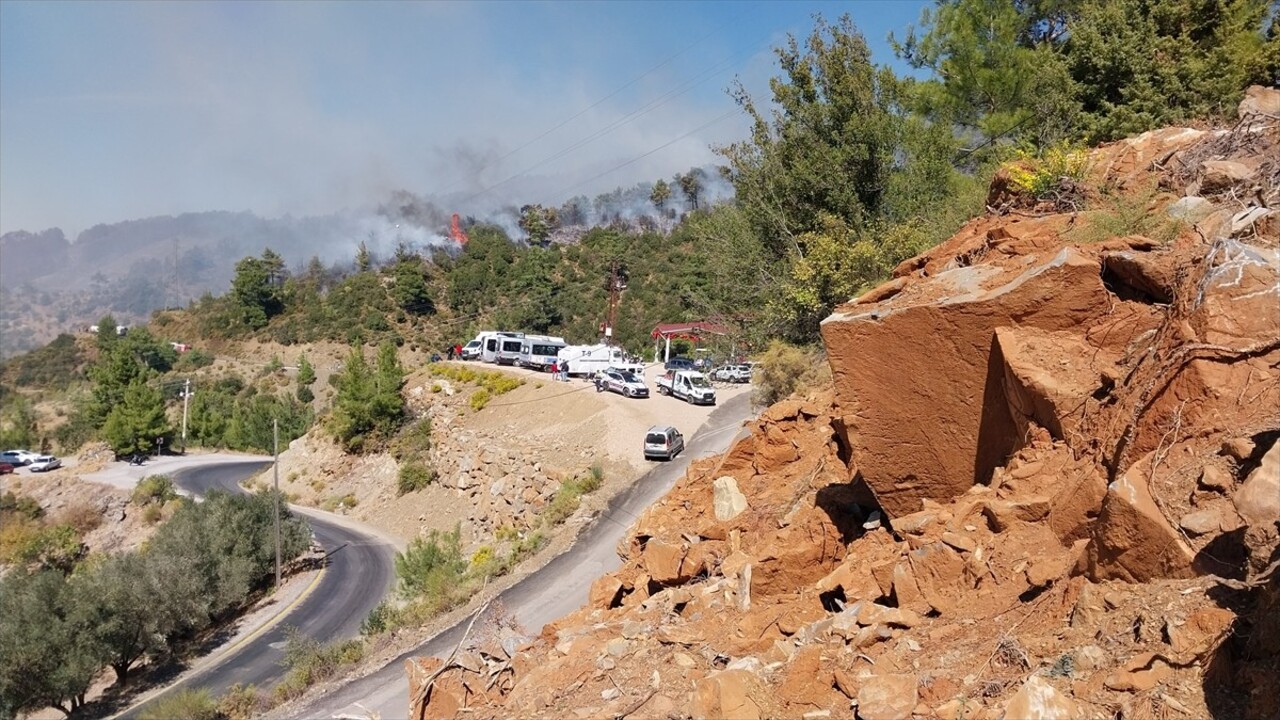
[54,502,102,535]
[752,341,831,407]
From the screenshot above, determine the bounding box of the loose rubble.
[406,88,1280,720]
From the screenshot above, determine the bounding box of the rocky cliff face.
[405,88,1280,720]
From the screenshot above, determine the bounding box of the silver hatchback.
[644,425,684,461]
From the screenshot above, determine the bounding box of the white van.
[479,331,524,363]
[518,335,567,370]
[558,344,644,377]
[460,339,483,360]
[495,335,527,365]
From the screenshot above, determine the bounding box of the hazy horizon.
[0,0,925,237]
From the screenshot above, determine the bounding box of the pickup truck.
[656,370,716,405]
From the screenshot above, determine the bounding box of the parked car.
[1,449,40,466]
[0,463,13,475]
[28,455,62,473]
[644,425,685,461]
[711,364,753,383]
[595,368,650,398]
[460,339,483,360]
[664,357,696,371]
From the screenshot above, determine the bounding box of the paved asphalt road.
[122,461,397,717]
[290,392,754,720]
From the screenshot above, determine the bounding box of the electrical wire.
[428,25,729,198]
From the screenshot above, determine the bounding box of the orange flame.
[451,214,469,245]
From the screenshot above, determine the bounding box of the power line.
[465,56,742,205]
[428,26,728,198]
[447,30,776,212]
[550,108,738,198]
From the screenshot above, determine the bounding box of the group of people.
[547,360,570,382]
[444,343,463,360]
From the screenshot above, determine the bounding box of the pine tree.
[101,380,171,458]
[331,345,376,452]
[296,354,317,403]
[650,179,672,212]
[86,346,150,424]
[95,314,119,353]
[391,251,434,315]
[355,240,372,272]
[230,253,283,330]
[373,342,407,435]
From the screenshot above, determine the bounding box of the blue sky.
[0,0,929,236]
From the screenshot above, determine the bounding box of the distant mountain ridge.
[0,210,382,358]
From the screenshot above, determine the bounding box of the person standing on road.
[550,360,559,379]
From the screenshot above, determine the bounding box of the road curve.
[289,392,755,720]
[122,461,397,716]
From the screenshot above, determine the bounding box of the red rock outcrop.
[406,88,1280,720]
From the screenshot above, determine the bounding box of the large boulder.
[1234,440,1279,527]
[713,476,749,521]
[1086,454,1196,582]
[821,247,1112,516]
[691,669,763,720]
[1239,84,1280,119]
[994,326,1118,443]
[1000,675,1080,720]
[856,674,918,720]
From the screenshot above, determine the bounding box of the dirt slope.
[404,88,1280,720]
[261,362,749,545]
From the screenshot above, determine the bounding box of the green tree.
[0,395,38,451]
[1065,0,1278,142]
[373,342,407,433]
[330,345,377,452]
[676,170,704,210]
[119,327,178,373]
[329,342,405,453]
[394,526,465,598]
[713,13,967,339]
[260,247,287,286]
[896,0,1279,145]
[518,204,558,245]
[222,392,312,452]
[186,377,240,448]
[718,14,959,253]
[230,253,284,330]
[95,314,120,353]
[76,553,169,684]
[102,380,171,458]
[86,345,151,424]
[892,0,1079,146]
[146,491,310,619]
[0,570,100,717]
[355,240,372,272]
[445,225,517,315]
[649,179,672,213]
[390,246,435,315]
[296,354,317,404]
[296,354,316,387]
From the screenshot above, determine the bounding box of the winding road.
[288,393,755,720]
[120,461,397,717]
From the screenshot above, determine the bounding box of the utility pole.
[180,378,191,454]
[273,418,281,589]
[604,261,620,346]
